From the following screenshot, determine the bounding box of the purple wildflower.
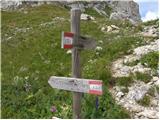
[50,106,56,113]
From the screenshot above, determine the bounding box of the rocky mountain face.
[1,0,141,24]
[108,1,141,24]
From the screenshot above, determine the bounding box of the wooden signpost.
[49,8,103,119]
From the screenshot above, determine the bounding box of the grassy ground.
[1,4,157,119]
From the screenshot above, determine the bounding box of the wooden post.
[71,8,82,119]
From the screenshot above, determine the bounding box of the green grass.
[124,60,139,66]
[136,95,151,107]
[115,72,152,88]
[1,5,131,119]
[147,85,159,97]
[140,51,159,70]
[124,52,159,69]
[143,19,159,26]
[2,4,156,119]
[84,8,103,18]
[81,86,130,119]
[121,87,129,93]
[133,24,143,32]
[133,72,152,83]
[116,76,134,87]
[103,4,112,16]
[84,3,112,18]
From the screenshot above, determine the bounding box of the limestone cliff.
[1,0,141,24]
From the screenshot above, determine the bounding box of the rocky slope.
[110,24,159,119]
[1,0,141,24]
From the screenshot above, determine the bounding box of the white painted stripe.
[61,32,64,48]
[90,84,102,91]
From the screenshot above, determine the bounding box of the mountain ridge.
[1,0,141,24]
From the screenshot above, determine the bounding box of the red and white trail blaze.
[62,32,74,49]
[89,80,103,95]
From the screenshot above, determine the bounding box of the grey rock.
[152,76,159,82]
[92,2,108,16]
[81,13,95,20]
[141,26,158,37]
[111,25,120,29]
[1,0,22,10]
[109,1,141,24]
[116,91,124,98]
[129,104,143,113]
[66,50,72,54]
[1,0,141,24]
[136,110,159,119]
[101,27,106,31]
[110,12,129,20]
[127,82,149,100]
[107,26,112,32]
[101,24,119,33]
[150,98,158,107]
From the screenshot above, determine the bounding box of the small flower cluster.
[50,106,57,113]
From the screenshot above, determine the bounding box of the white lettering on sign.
[48,76,103,95]
[90,84,102,91]
[89,80,102,95]
[64,37,73,44]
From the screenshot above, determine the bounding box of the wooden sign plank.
[78,35,97,49]
[48,76,103,95]
[61,31,96,50]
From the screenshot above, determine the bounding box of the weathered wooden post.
[71,8,82,119]
[48,7,102,119]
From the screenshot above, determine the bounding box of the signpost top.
[71,8,81,11]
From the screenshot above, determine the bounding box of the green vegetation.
[116,76,134,87]
[133,72,152,83]
[1,4,132,119]
[2,4,157,119]
[136,95,151,107]
[156,85,159,92]
[84,8,103,18]
[124,60,139,66]
[143,19,159,26]
[84,3,112,18]
[104,4,112,16]
[81,86,130,118]
[124,52,159,74]
[134,24,143,32]
[147,85,159,97]
[121,87,129,93]
[140,52,159,70]
[115,72,152,88]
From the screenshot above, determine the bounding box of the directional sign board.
[61,32,74,49]
[78,35,96,50]
[61,31,96,49]
[48,76,103,95]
